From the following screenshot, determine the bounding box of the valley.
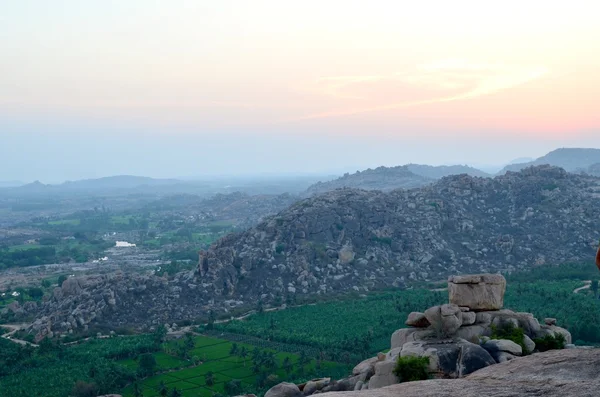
[2,151,600,397]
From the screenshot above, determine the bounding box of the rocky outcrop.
[265,273,577,397]
[448,274,505,310]
[317,349,600,397]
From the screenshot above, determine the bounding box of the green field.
[7,243,43,252]
[48,218,81,226]
[121,335,348,397]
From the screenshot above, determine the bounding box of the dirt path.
[573,280,592,294]
[1,323,38,347]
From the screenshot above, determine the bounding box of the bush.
[71,380,97,397]
[393,356,429,382]
[533,333,566,352]
[490,323,527,354]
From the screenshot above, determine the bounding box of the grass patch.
[490,323,527,354]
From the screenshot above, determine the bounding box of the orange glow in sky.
[1,0,600,137]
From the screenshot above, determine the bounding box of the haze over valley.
[2,2,600,397]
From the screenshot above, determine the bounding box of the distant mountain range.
[0,180,24,188]
[3,147,600,197]
[305,164,491,195]
[499,148,600,174]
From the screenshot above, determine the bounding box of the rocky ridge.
[305,166,432,195]
[11,166,600,338]
[305,164,492,197]
[198,166,600,301]
[499,147,600,174]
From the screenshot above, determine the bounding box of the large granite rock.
[424,304,462,337]
[391,328,434,350]
[316,349,600,397]
[405,312,430,328]
[400,339,496,378]
[448,274,506,311]
[265,383,302,397]
[368,360,399,389]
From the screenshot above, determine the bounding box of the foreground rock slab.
[317,349,600,397]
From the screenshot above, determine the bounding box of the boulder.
[390,328,433,349]
[368,360,399,389]
[448,274,506,311]
[61,277,82,297]
[303,381,318,396]
[460,311,476,326]
[335,376,359,392]
[400,339,495,378]
[265,383,302,397]
[353,381,363,391]
[406,312,430,327]
[424,304,462,337]
[482,339,523,356]
[544,318,557,325]
[523,335,536,354]
[494,352,517,363]
[352,357,378,378]
[537,325,572,344]
[455,325,487,343]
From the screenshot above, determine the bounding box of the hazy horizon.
[2,1,599,182]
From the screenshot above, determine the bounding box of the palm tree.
[239,347,248,366]
[205,371,215,387]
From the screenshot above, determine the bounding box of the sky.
[1,0,600,182]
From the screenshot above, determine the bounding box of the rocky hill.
[305,164,491,196]
[499,148,600,174]
[581,162,600,177]
[145,192,299,229]
[199,166,600,300]
[13,166,600,338]
[305,166,431,195]
[406,164,491,179]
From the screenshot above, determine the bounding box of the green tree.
[158,381,168,397]
[71,380,97,397]
[169,387,182,397]
[224,379,242,396]
[205,371,215,387]
[239,346,248,366]
[138,353,157,377]
[282,357,293,375]
[133,382,143,397]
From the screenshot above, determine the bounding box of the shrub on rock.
[393,356,430,383]
[534,333,566,352]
